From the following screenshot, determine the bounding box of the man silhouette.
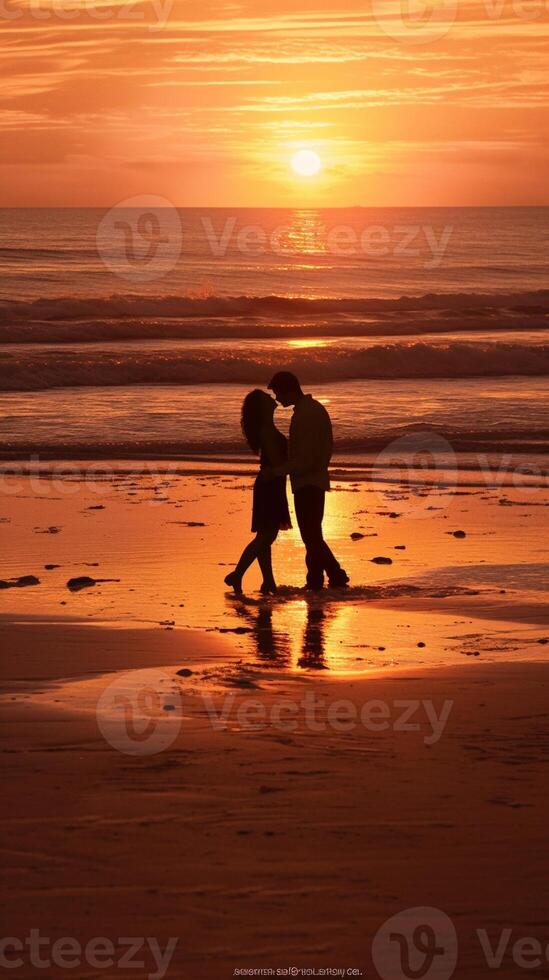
[267,371,349,591]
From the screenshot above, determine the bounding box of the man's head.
[268,371,303,407]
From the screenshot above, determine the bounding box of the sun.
[291,149,322,178]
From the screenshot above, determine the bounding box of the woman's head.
[241,389,276,453]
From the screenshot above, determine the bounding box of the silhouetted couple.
[225,371,349,595]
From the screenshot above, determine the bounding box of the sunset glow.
[2,0,548,206]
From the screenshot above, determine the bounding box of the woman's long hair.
[241,389,269,454]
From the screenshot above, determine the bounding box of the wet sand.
[0,463,548,664]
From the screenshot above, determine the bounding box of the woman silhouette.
[225,389,291,595]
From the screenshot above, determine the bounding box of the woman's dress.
[251,429,292,532]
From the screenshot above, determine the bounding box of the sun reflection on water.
[287,339,332,349]
[232,594,360,672]
[275,210,328,255]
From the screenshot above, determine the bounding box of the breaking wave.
[1,288,549,343]
[1,339,549,391]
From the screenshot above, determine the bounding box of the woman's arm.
[260,427,286,468]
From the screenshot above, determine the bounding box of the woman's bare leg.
[225,530,277,593]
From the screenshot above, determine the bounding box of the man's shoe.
[260,581,278,595]
[328,572,349,588]
[304,581,324,592]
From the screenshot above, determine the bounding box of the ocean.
[1,206,548,460]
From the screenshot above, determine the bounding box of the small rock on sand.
[67,576,97,591]
[66,576,120,592]
[1,575,40,589]
[350,532,365,540]
[176,668,193,677]
[370,556,393,565]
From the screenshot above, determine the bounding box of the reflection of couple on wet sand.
[235,601,332,670]
[225,371,349,595]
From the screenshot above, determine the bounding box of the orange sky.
[1,0,548,206]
